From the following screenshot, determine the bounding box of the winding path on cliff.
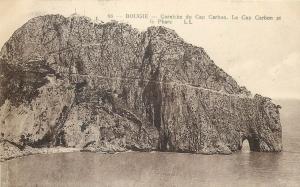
[45,42,251,99]
[68,73,250,99]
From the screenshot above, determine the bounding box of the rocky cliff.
[0,14,282,160]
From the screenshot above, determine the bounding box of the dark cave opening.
[248,136,261,152]
[241,136,261,152]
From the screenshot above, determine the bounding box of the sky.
[0,0,299,99]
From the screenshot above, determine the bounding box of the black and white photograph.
[0,0,299,186]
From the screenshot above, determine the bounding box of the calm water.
[1,99,300,187]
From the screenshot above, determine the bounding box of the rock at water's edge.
[0,14,282,160]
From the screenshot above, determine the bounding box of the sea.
[1,99,300,187]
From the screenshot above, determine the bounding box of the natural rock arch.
[240,135,262,152]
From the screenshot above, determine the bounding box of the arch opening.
[241,139,250,153]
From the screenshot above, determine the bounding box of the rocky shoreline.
[0,142,80,162]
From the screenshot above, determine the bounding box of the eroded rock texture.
[0,15,282,160]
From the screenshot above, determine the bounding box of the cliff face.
[0,15,282,160]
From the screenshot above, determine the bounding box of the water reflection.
[1,150,300,187]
